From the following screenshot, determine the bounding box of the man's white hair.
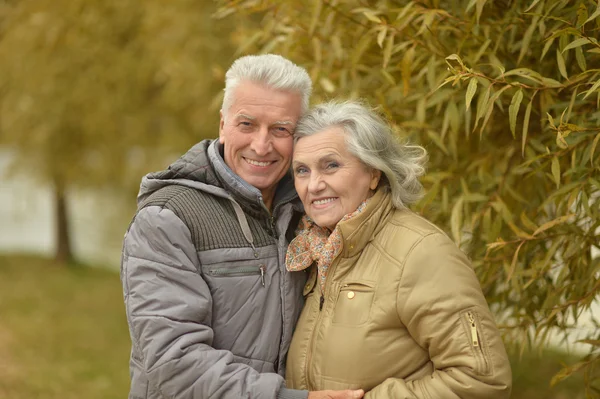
[221,54,312,119]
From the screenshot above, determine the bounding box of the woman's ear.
[370,169,382,190]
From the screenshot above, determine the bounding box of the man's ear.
[370,169,382,190]
[219,110,225,144]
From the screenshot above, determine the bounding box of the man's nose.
[250,126,272,156]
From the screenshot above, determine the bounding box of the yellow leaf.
[551,156,560,188]
[556,49,568,79]
[522,98,533,156]
[533,214,574,236]
[383,32,394,68]
[401,46,415,96]
[319,77,336,93]
[451,197,464,245]
[376,25,387,48]
[308,0,323,36]
[509,89,523,138]
[465,77,478,110]
[363,11,382,24]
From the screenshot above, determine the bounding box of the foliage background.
[217,0,600,392]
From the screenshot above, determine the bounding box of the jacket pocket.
[332,280,375,326]
[460,308,493,376]
[205,265,266,286]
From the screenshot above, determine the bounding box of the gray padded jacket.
[121,139,309,399]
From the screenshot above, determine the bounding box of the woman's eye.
[326,162,339,169]
[294,166,308,175]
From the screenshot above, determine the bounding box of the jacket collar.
[337,188,396,258]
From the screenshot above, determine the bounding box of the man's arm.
[122,205,307,399]
[365,233,512,399]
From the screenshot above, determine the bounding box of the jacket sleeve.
[121,205,308,399]
[365,232,512,399]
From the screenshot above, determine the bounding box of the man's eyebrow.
[235,113,256,120]
[273,120,294,125]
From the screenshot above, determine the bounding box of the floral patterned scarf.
[285,199,370,292]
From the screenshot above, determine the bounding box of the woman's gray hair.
[294,100,428,209]
[222,54,312,118]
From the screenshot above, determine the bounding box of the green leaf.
[524,0,542,13]
[583,5,600,26]
[583,78,600,99]
[556,49,568,79]
[522,94,535,156]
[509,89,523,138]
[577,3,588,27]
[518,14,540,65]
[465,77,478,110]
[591,132,600,166]
[480,85,511,136]
[562,37,597,53]
[547,112,556,129]
[576,46,587,72]
[551,156,561,188]
[541,37,555,61]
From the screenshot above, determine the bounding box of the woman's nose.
[308,173,325,193]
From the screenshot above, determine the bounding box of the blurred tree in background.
[0,0,237,263]
[217,0,600,392]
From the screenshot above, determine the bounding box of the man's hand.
[308,389,364,399]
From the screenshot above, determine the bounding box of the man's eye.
[239,121,252,127]
[271,126,291,136]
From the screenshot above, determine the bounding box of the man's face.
[219,81,303,207]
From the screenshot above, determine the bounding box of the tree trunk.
[54,182,73,265]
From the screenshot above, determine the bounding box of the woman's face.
[293,127,381,230]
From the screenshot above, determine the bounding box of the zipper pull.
[319,295,324,311]
[259,265,265,287]
[467,312,479,347]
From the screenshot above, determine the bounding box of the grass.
[0,255,130,399]
[0,254,589,398]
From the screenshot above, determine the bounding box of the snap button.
[349,244,354,250]
[347,291,355,299]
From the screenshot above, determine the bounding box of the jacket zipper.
[208,265,266,287]
[305,257,341,390]
[466,311,479,347]
[465,310,491,374]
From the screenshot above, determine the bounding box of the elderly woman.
[285,101,512,398]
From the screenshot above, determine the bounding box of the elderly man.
[121,54,363,399]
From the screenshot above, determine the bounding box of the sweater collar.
[208,140,299,217]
